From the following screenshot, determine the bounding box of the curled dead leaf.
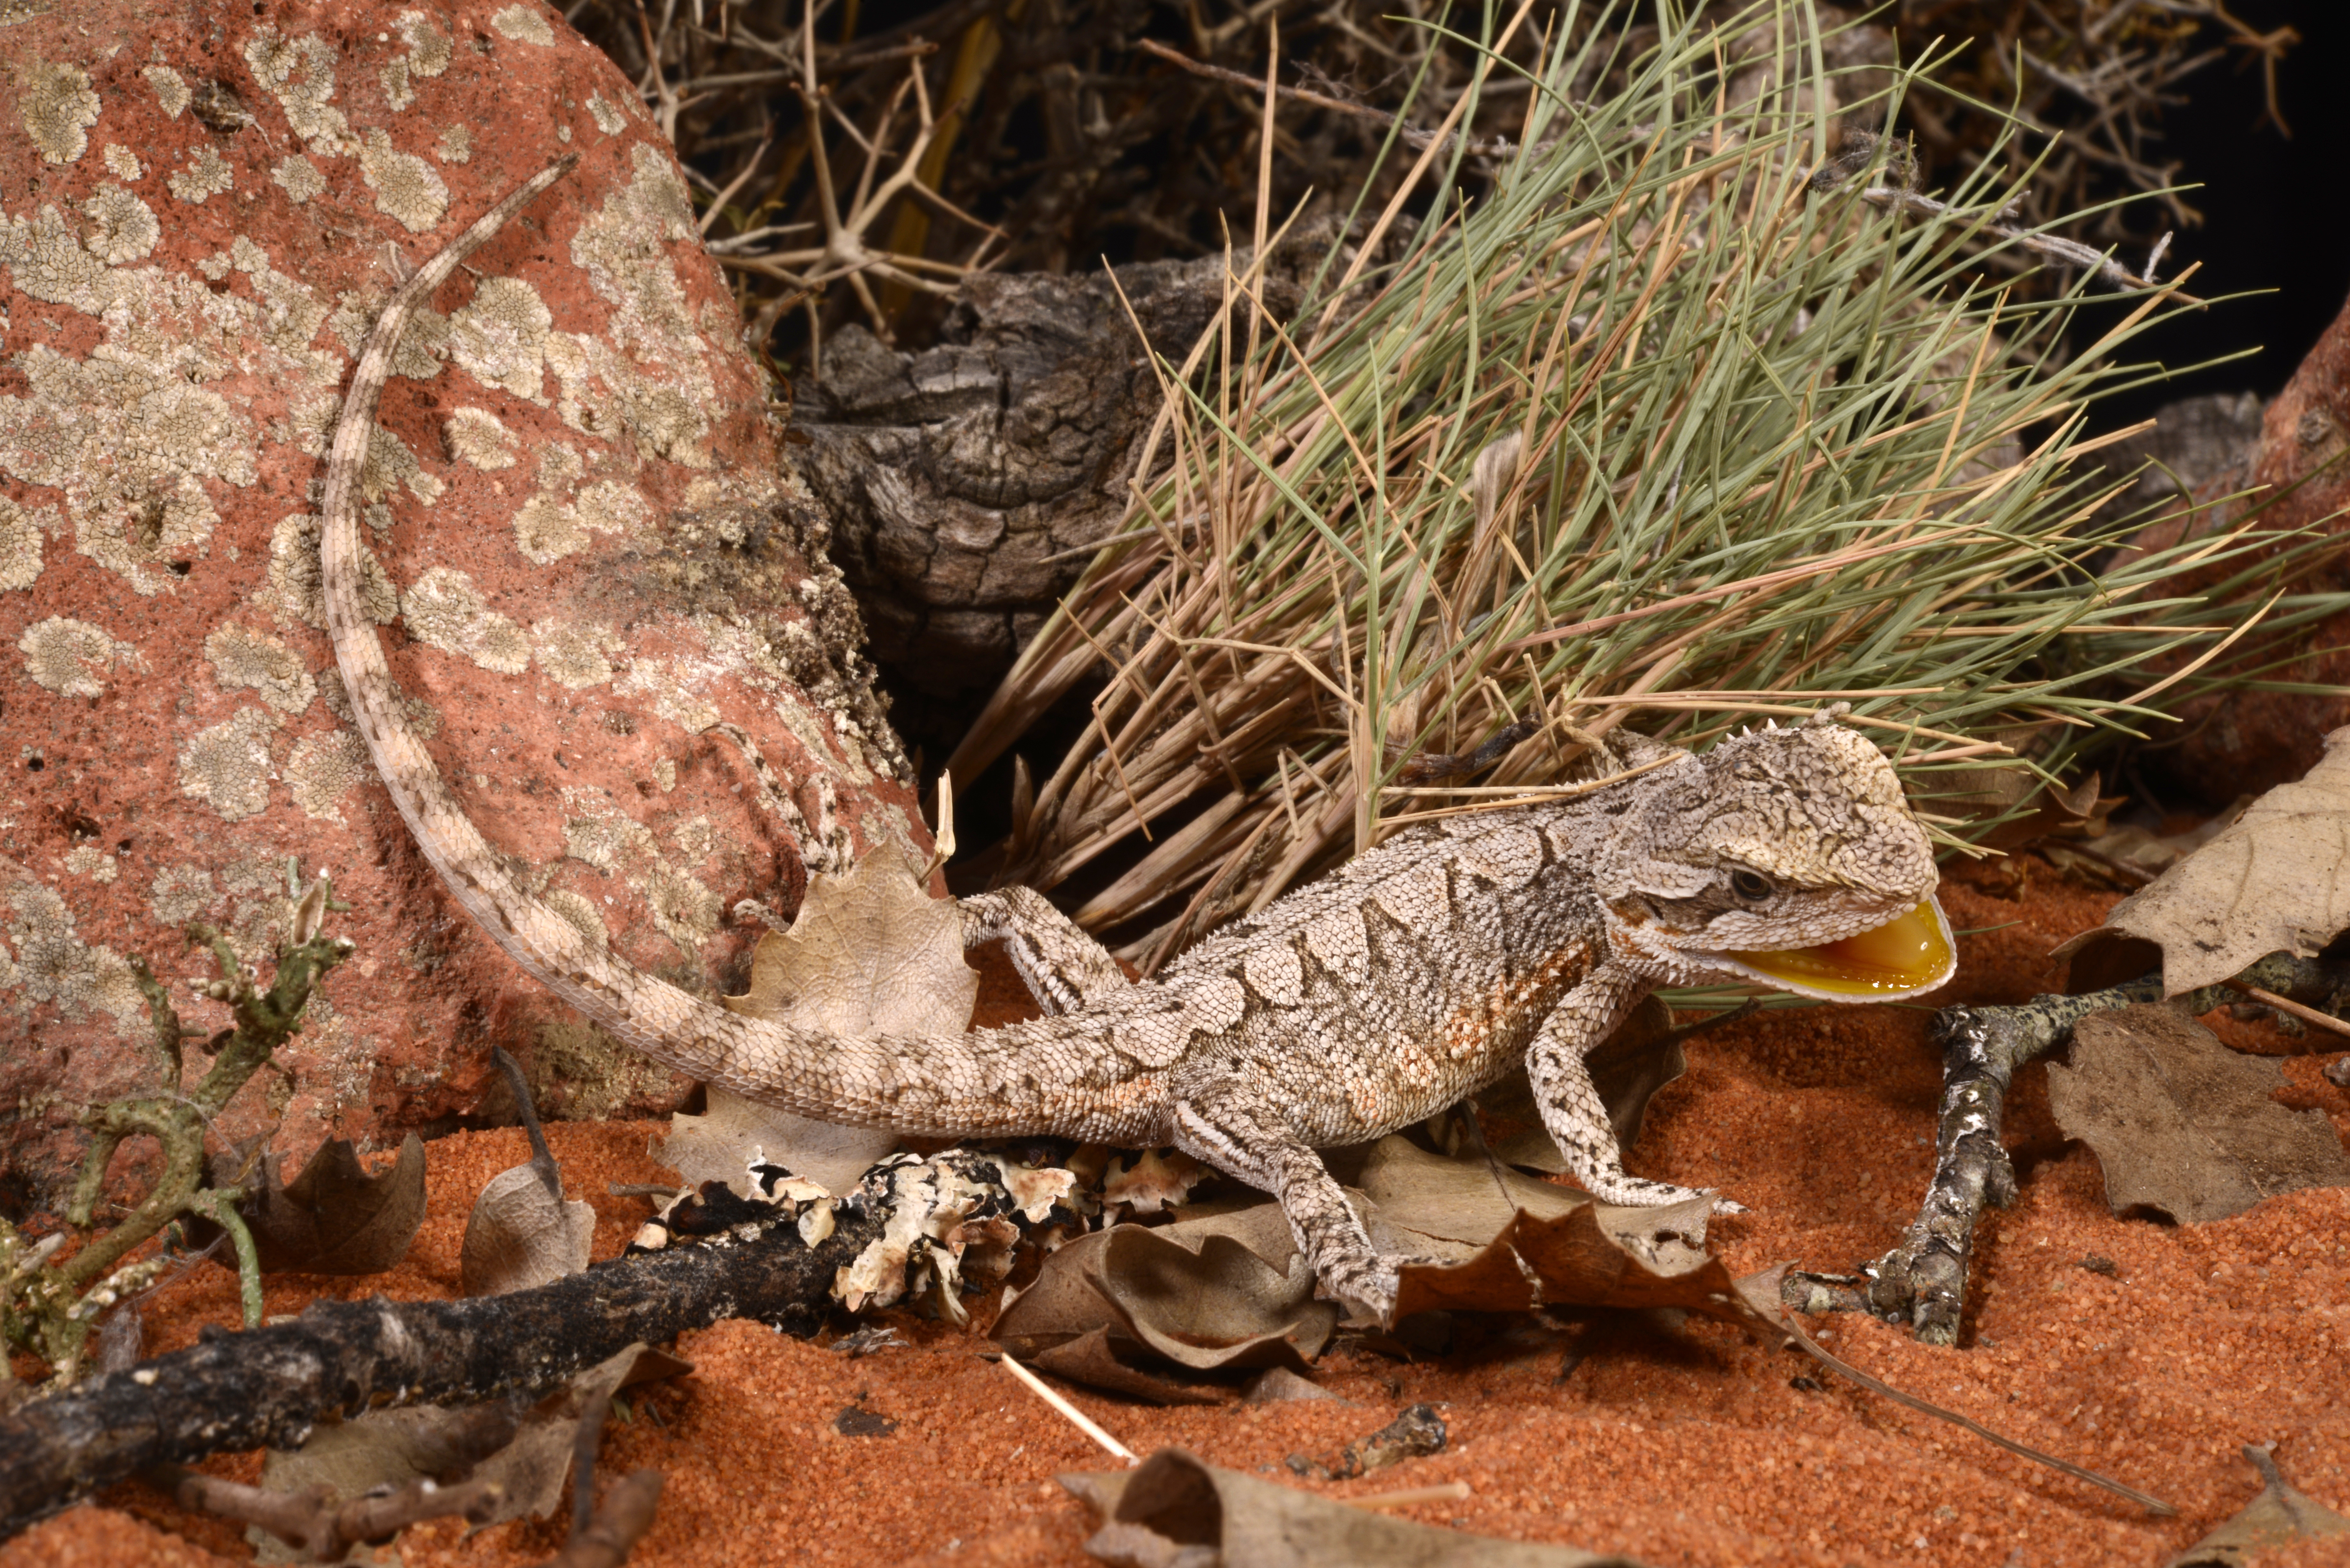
[2046,1005,2350,1223]
[1064,1447,1645,1568]
[228,1135,427,1277]
[2058,729,2350,994]
[2169,1444,2350,1567]
[252,1344,689,1562]
[460,1163,596,1297]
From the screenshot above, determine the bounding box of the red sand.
[7,852,2348,1568]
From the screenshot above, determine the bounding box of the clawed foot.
[1320,1253,1442,1326]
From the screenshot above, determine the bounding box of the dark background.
[2096,0,2350,426]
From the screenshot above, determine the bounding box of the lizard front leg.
[1528,964,1744,1213]
[960,887,1131,1015]
[1171,1078,1406,1322]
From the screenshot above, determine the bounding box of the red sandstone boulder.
[0,0,919,1210]
[2130,290,2350,801]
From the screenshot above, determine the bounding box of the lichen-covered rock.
[0,0,915,1211]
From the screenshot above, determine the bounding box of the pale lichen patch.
[394,11,453,75]
[402,565,529,673]
[204,621,316,714]
[81,185,159,264]
[22,59,100,165]
[3,881,146,1035]
[167,145,235,204]
[671,814,716,864]
[271,154,326,204]
[570,144,699,359]
[436,123,472,163]
[102,144,142,181]
[18,616,130,697]
[645,862,722,951]
[586,92,628,135]
[362,423,444,506]
[287,728,370,821]
[176,706,278,822]
[261,513,397,629]
[150,864,217,926]
[444,406,519,468]
[513,473,643,566]
[615,655,720,734]
[64,844,118,883]
[380,55,415,112]
[563,807,656,874]
[448,274,551,401]
[359,128,449,232]
[245,26,351,154]
[489,4,555,45]
[0,205,118,312]
[531,620,615,688]
[70,471,222,597]
[0,497,49,592]
[144,64,192,118]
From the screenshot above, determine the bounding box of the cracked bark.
[792,242,1345,735]
[0,1201,884,1543]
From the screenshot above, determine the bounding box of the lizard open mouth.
[1716,897,1956,1000]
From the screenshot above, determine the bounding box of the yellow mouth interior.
[1726,901,1953,997]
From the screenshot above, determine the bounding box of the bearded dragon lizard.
[321,160,1957,1320]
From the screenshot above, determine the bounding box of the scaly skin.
[322,161,1951,1320]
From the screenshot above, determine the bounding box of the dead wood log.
[0,1201,882,1543]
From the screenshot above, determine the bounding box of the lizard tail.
[318,159,1094,1141]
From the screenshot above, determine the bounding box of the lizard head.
[1592,706,1953,1000]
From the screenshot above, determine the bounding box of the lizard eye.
[1730,869,1774,901]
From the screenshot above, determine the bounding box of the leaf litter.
[2062,726,2350,995]
[2168,1444,2350,1567]
[2047,1004,2350,1224]
[224,1134,428,1276]
[460,1051,595,1296]
[658,849,979,1199]
[247,1341,690,1562]
[1063,1447,1648,1568]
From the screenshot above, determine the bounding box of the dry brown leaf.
[1087,1223,1340,1372]
[2169,1444,2350,1567]
[459,1162,595,1297]
[1029,1327,1228,1406]
[2064,729,2350,994]
[2047,1006,2350,1223]
[1479,996,1681,1174]
[235,1135,427,1277]
[1063,1447,1646,1568]
[253,1344,689,1562]
[1101,1149,1205,1215]
[993,1204,1338,1400]
[663,851,978,1197]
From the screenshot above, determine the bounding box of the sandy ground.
[6,851,2348,1568]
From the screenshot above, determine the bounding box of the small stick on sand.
[2226,981,2350,1042]
[999,1355,1138,1465]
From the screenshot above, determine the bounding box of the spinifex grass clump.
[943,0,2339,969]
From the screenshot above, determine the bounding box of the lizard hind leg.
[960,887,1131,1016]
[1171,1079,1414,1323]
